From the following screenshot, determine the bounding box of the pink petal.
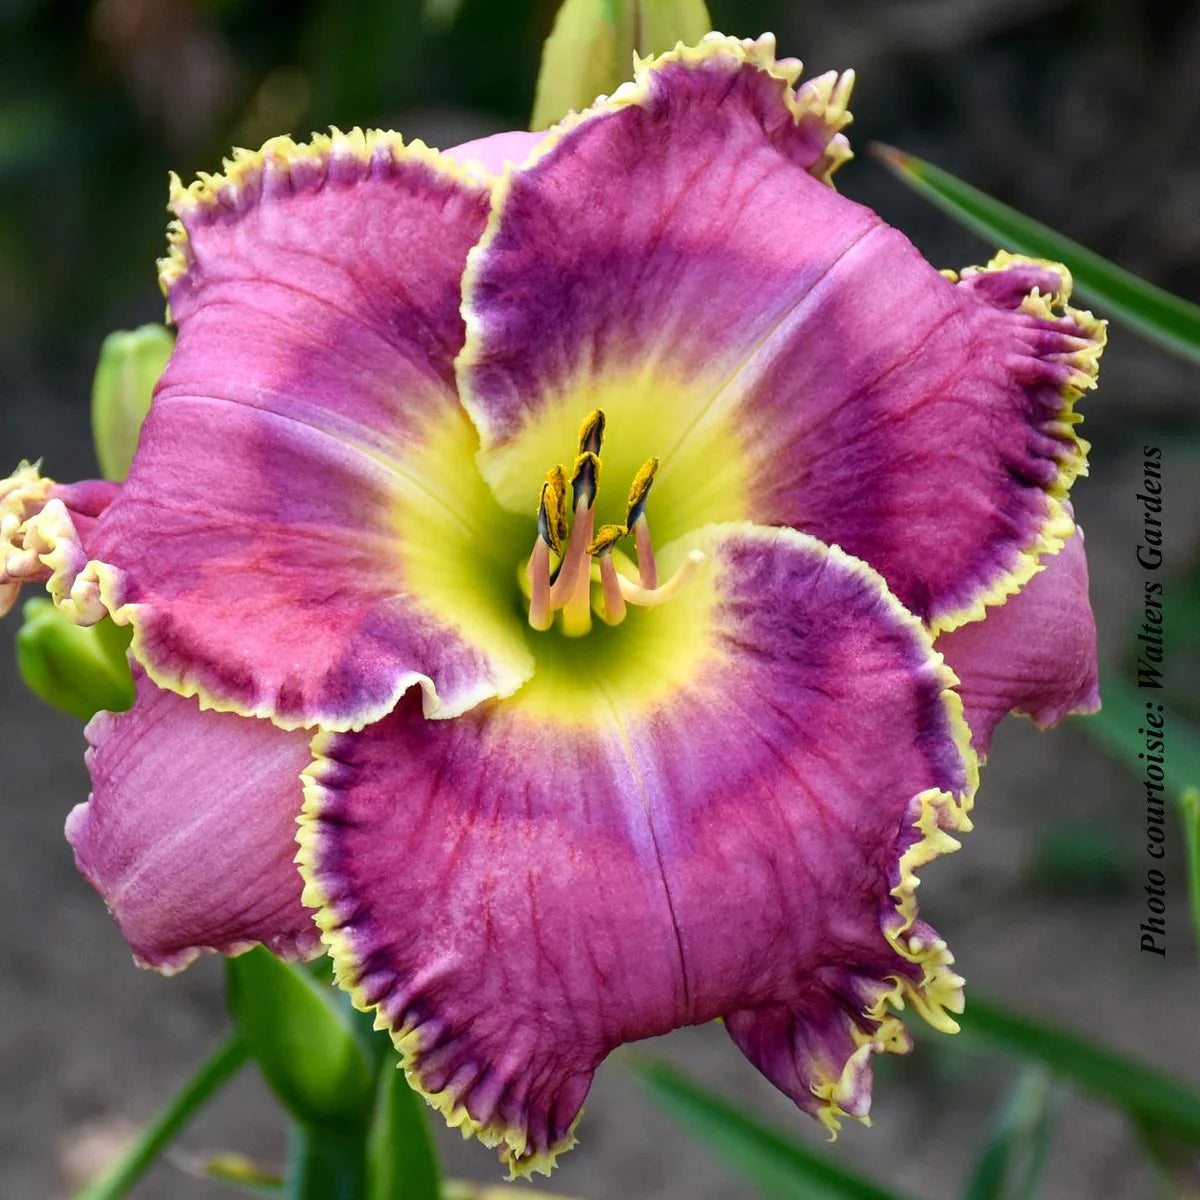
[458,38,1103,633]
[67,668,319,973]
[298,522,976,1174]
[90,131,534,730]
[937,523,1100,758]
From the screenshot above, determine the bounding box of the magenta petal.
[937,524,1100,758]
[459,38,1103,631]
[66,668,319,972]
[445,131,546,175]
[90,132,533,730]
[298,523,976,1173]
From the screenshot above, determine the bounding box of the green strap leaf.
[368,1066,442,1200]
[633,1059,913,1200]
[73,1033,248,1200]
[226,948,376,1130]
[530,0,712,130]
[963,1067,1061,1200]
[1082,677,1200,806]
[961,999,1200,1143]
[1184,787,1200,957]
[871,143,1200,365]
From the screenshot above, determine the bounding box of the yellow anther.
[625,456,659,526]
[577,408,606,456]
[570,450,601,509]
[587,523,628,557]
[537,464,569,553]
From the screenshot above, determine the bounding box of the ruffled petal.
[1,462,118,621]
[936,521,1099,758]
[66,668,319,973]
[298,523,976,1175]
[457,33,1103,629]
[88,129,534,731]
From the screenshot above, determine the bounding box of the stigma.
[525,410,702,636]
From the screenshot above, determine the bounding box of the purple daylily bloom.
[3,34,1105,1176]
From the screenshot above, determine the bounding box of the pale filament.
[525,412,699,635]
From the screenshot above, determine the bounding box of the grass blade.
[962,999,1200,1143]
[872,143,1200,364]
[634,1059,913,1200]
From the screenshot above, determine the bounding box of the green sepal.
[530,0,712,131]
[226,948,377,1130]
[91,323,174,482]
[16,597,133,720]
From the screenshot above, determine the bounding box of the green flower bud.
[16,598,135,721]
[91,324,175,482]
[530,0,712,131]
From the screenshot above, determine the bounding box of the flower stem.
[286,1123,369,1200]
[73,1032,249,1200]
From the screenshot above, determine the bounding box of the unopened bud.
[16,598,134,721]
[91,324,174,481]
[530,0,712,130]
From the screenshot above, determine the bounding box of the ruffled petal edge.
[158,125,499,313]
[802,779,976,1137]
[931,251,1106,635]
[1,463,113,623]
[295,735,575,1178]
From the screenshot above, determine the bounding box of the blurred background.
[2,0,1198,1196]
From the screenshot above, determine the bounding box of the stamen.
[626,457,660,589]
[559,505,595,638]
[587,523,630,627]
[597,555,627,626]
[526,539,552,631]
[618,549,705,607]
[632,516,657,591]
[578,409,606,456]
[521,412,684,633]
[537,465,568,554]
[586,523,628,558]
[625,457,659,526]
[570,450,601,511]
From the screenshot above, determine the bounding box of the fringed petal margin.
[1,462,118,622]
[457,49,1103,631]
[931,252,1106,632]
[67,667,320,973]
[91,128,535,731]
[297,523,976,1174]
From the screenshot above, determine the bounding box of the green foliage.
[963,1068,1061,1200]
[961,999,1200,1144]
[872,144,1200,364]
[633,1059,912,1200]
[1184,787,1200,956]
[72,1034,249,1200]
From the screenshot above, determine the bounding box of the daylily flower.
[3,34,1105,1176]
